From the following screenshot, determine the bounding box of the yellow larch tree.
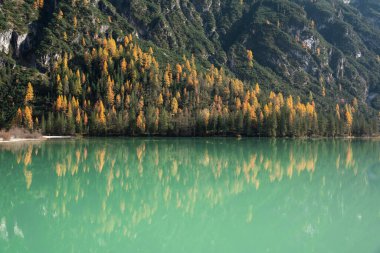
[247,50,254,68]
[254,83,260,95]
[73,16,78,29]
[345,105,353,135]
[97,100,106,127]
[84,113,88,126]
[121,58,127,73]
[24,82,34,105]
[76,108,81,125]
[175,64,182,82]
[24,106,33,130]
[171,97,178,114]
[136,111,146,132]
[157,93,164,107]
[14,108,23,126]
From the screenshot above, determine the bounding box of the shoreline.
[1,135,379,143]
[0,136,74,143]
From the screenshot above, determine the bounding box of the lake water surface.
[0,138,380,253]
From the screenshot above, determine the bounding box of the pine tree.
[73,76,82,96]
[41,115,46,133]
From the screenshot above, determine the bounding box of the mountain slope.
[0,0,379,135]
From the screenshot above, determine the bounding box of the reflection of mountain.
[0,139,379,251]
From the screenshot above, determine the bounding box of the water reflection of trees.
[0,139,379,241]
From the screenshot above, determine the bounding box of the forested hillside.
[0,0,379,136]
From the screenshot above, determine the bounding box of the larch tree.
[108,37,117,57]
[24,82,34,105]
[171,97,178,114]
[106,77,115,106]
[175,64,182,83]
[97,100,106,127]
[345,105,353,135]
[24,106,33,130]
[157,93,164,107]
[14,108,23,127]
[164,64,173,87]
[121,58,127,73]
[254,83,260,95]
[73,16,78,29]
[136,111,146,133]
[247,50,254,68]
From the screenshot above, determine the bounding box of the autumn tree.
[106,76,115,106]
[73,16,78,29]
[95,100,106,132]
[24,82,34,105]
[171,97,178,114]
[14,108,23,127]
[121,58,127,73]
[24,106,33,130]
[247,50,254,68]
[345,105,353,136]
[136,111,146,133]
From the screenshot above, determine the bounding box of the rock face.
[15,33,28,57]
[0,30,13,54]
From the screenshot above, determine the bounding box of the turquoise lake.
[0,138,380,252]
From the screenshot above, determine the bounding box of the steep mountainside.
[0,0,379,135]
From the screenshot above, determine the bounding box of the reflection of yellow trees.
[106,166,114,197]
[23,168,32,190]
[171,160,178,177]
[136,143,145,162]
[345,144,353,168]
[96,148,106,173]
[3,139,369,239]
[23,145,33,166]
[56,163,66,177]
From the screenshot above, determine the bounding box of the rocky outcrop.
[15,33,28,56]
[0,30,13,54]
